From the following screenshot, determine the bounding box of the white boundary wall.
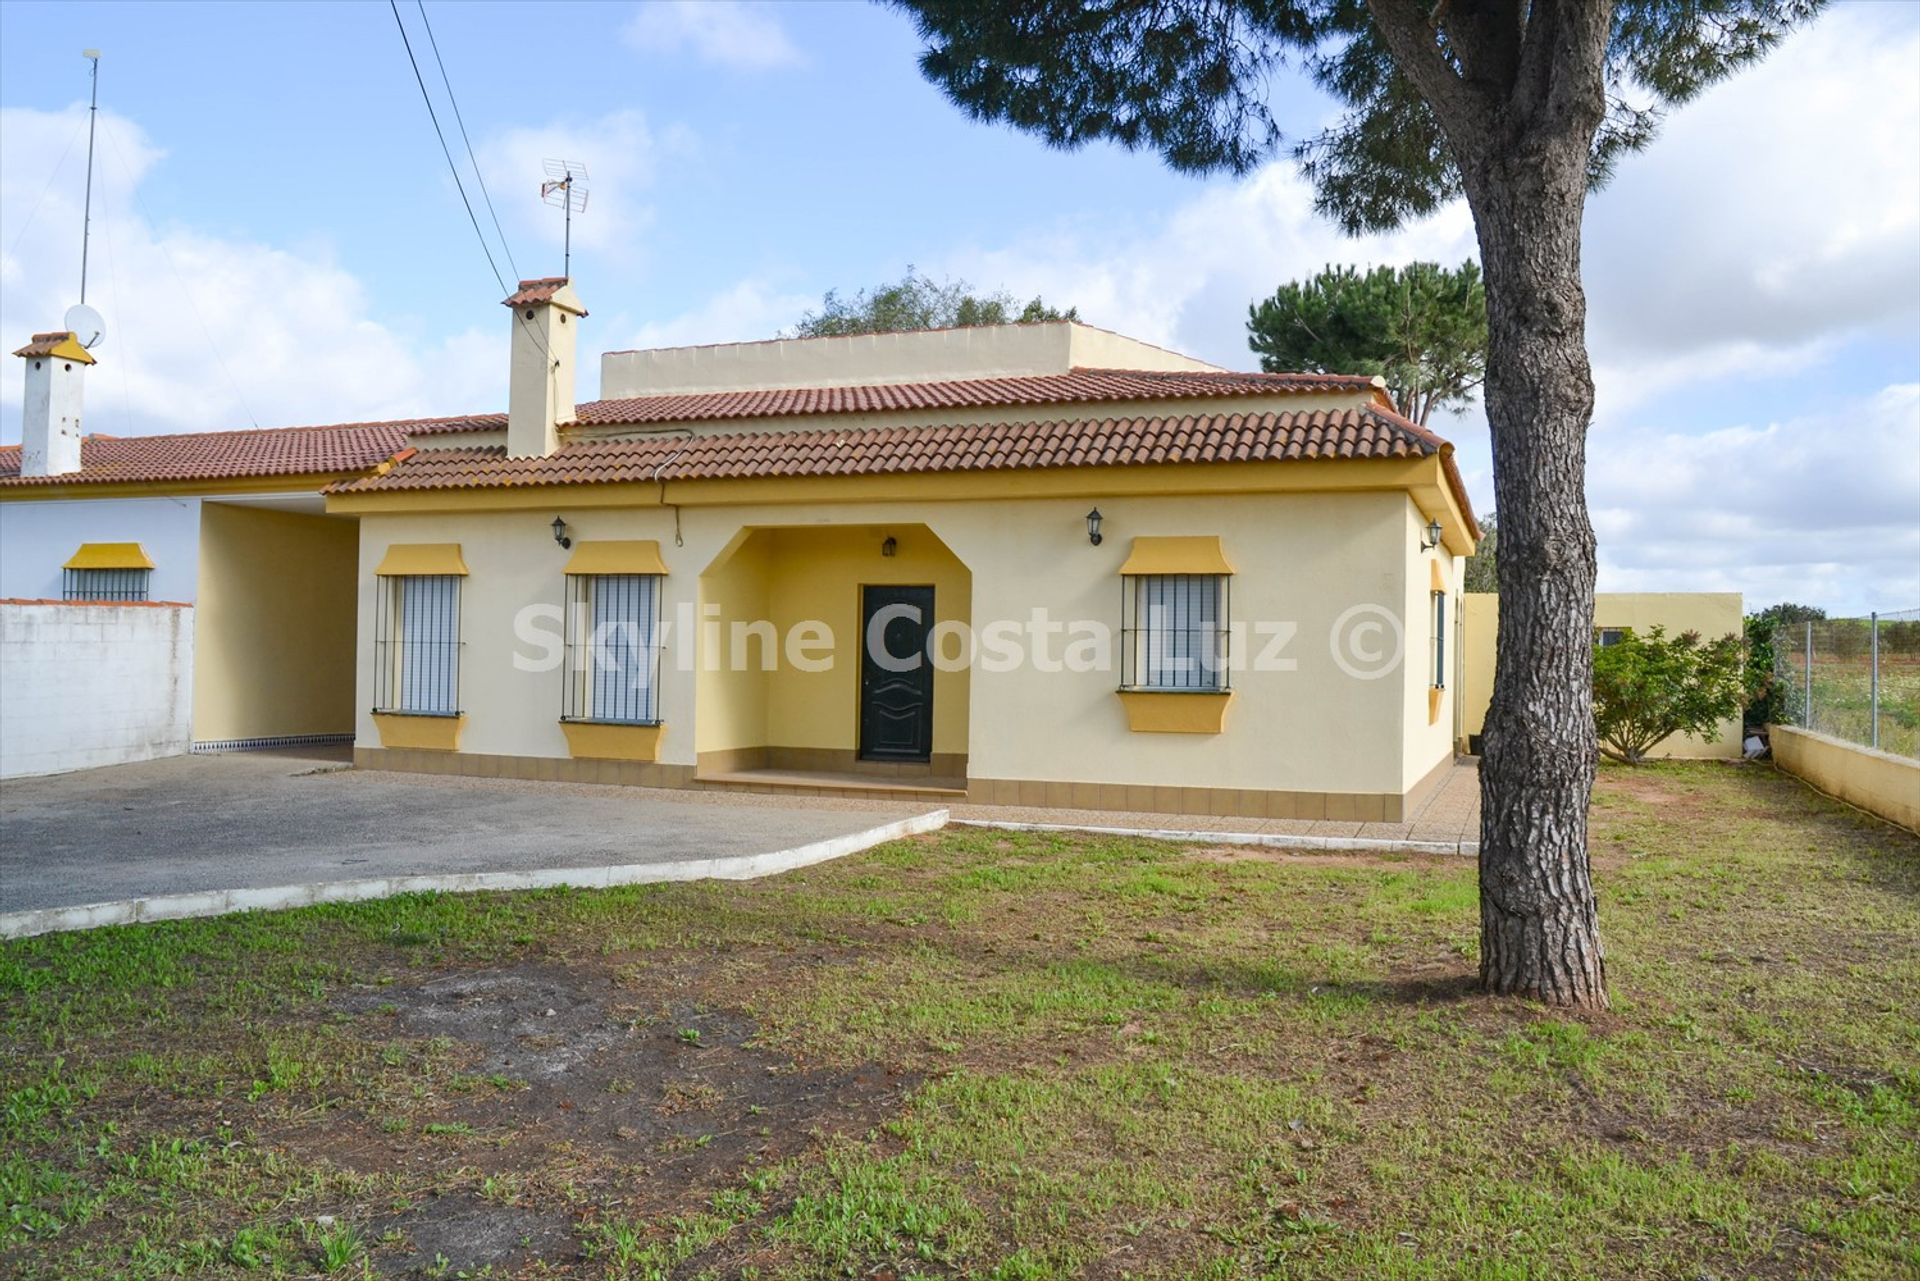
[0,602,194,778]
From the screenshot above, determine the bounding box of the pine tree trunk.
[1462,133,1608,1008]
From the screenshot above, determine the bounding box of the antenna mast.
[540,159,588,280]
[80,49,101,305]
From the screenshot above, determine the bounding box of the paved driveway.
[0,750,940,928]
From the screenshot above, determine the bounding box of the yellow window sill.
[560,720,666,762]
[371,712,465,752]
[1117,689,1233,734]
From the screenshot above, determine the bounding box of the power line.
[4,114,86,261]
[387,0,555,372]
[415,0,518,282]
[387,0,509,297]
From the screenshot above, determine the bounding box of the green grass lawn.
[3,762,1916,1279]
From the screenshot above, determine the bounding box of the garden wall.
[0,600,194,778]
[1770,725,1920,833]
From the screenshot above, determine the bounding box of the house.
[4,280,1478,819]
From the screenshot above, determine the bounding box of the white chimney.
[504,277,585,458]
[14,331,93,477]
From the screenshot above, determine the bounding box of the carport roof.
[0,415,501,488]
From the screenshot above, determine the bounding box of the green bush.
[1592,627,1746,764]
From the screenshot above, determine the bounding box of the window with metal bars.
[1120,573,1230,691]
[562,574,663,724]
[63,568,151,602]
[372,575,462,715]
[1431,589,1447,689]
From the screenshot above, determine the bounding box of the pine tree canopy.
[1247,260,1487,424]
[892,1,1821,233]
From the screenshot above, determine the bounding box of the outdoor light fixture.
[551,516,572,550]
[1420,517,1443,552]
[881,536,898,558]
[1086,508,1104,546]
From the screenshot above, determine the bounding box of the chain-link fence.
[1774,608,1920,758]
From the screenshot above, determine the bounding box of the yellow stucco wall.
[193,502,359,742]
[1770,725,1920,833]
[1459,591,1745,758]
[351,485,1448,797]
[1401,500,1461,789]
[758,526,971,755]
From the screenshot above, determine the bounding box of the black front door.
[859,584,934,762]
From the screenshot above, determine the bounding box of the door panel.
[859,585,934,761]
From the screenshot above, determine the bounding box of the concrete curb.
[0,808,950,941]
[953,817,1477,858]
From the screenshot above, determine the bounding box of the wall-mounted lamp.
[1086,507,1104,546]
[551,516,572,550]
[1419,517,1443,552]
[881,536,898,558]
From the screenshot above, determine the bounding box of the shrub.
[1592,626,1746,764]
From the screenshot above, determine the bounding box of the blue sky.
[2,0,1916,614]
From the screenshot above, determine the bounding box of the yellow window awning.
[375,543,469,576]
[63,542,154,571]
[1118,535,1233,576]
[565,540,668,576]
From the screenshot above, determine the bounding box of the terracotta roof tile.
[0,414,500,488]
[406,367,1383,436]
[332,406,1445,494]
[501,277,571,307]
[13,332,78,358]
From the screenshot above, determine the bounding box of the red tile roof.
[405,367,1384,436]
[502,277,571,308]
[0,414,500,488]
[332,404,1452,491]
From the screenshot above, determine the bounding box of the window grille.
[1121,573,1230,691]
[563,573,663,724]
[63,567,151,601]
[373,574,462,715]
[1431,590,1448,688]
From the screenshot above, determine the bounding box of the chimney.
[503,277,586,457]
[13,331,94,477]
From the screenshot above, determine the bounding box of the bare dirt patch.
[371,1190,577,1277]
[338,962,912,1170]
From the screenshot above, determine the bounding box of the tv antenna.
[79,49,101,309]
[541,159,588,280]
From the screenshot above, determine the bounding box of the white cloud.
[622,1,804,71]
[477,109,687,266]
[0,107,501,438]
[1583,6,1920,382]
[932,165,1477,370]
[619,277,816,352]
[1588,385,1920,614]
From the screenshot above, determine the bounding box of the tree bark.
[1459,102,1609,1008]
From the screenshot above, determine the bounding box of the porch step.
[695,768,969,801]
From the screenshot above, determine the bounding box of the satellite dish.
[64,303,105,350]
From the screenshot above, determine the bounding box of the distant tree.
[1741,603,1830,727]
[1751,602,1827,628]
[1592,627,1746,765]
[1463,513,1498,594]
[790,268,1077,338]
[1247,261,1487,425]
